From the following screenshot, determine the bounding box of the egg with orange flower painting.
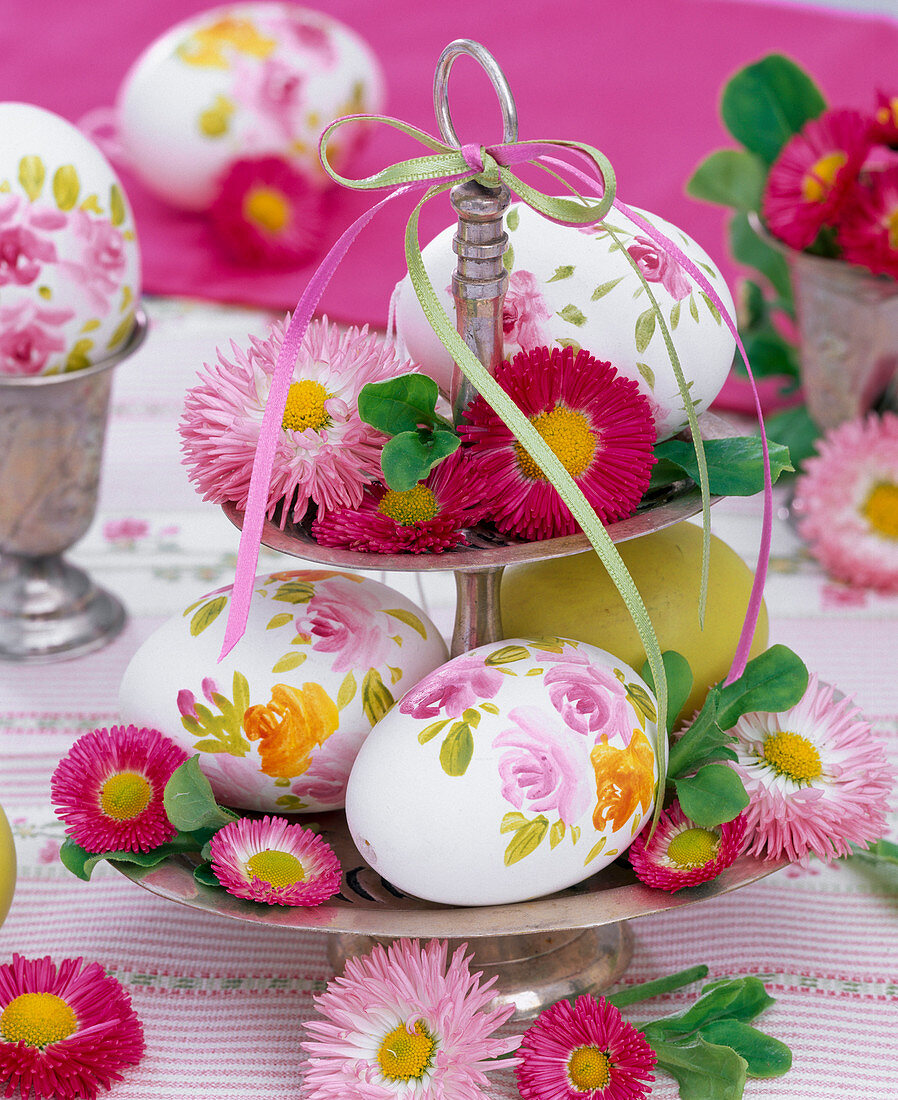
[345,637,660,906]
[118,569,448,812]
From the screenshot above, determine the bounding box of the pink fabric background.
[3,0,898,332]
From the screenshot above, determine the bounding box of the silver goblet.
[0,309,147,662]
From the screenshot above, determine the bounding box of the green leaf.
[670,300,681,329]
[439,722,474,777]
[740,329,800,385]
[606,965,709,1010]
[650,1037,748,1100]
[500,811,530,833]
[652,436,793,496]
[358,373,447,435]
[686,149,767,212]
[765,406,820,470]
[503,244,515,272]
[645,976,775,1040]
[716,644,808,729]
[193,861,221,888]
[504,815,549,865]
[418,718,451,744]
[380,429,460,491]
[362,669,395,726]
[557,303,587,326]
[697,1021,792,1077]
[52,164,80,211]
[729,213,794,306]
[59,832,207,882]
[720,53,827,164]
[674,764,749,827]
[506,207,519,230]
[591,276,624,300]
[635,307,656,353]
[635,361,655,389]
[667,691,738,779]
[190,595,227,636]
[384,607,428,639]
[625,682,657,727]
[641,651,694,733]
[549,820,566,848]
[272,652,306,673]
[18,154,45,200]
[485,644,530,666]
[109,183,126,226]
[548,264,575,282]
[583,836,607,865]
[266,612,294,630]
[336,671,357,710]
[854,837,898,866]
[163,756,238,833]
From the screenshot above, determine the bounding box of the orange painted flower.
[590,730,655,832]
[244,683,338,779]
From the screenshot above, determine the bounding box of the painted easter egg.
[0,806,15,927]
[0,103,141,377]
[393,201,736,440]
[345,637,659,906]
[500,522,769,723]
[118,569,448,813]
[116,3,385,210]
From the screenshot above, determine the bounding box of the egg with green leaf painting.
[118,569,448,813]
[345,636,660,906]
[0,103,141,377]
[393,201,735,440]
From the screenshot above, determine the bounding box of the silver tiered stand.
[118,42,784,1019]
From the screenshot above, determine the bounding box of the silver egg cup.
[0,310,148,662]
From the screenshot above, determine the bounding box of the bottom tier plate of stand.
[116,814,785,1019]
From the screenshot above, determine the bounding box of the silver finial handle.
[433,39,518,149]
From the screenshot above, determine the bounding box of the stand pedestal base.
[0,554,125,663]
[326,922,633,1020]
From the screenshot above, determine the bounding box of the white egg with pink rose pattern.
[345,637,660,906]
[118,569,448,813]
[393,200,735,440]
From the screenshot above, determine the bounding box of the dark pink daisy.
[50,726,187,854]
[209,815,341,906]
[459,345,656,541]
[871,91,898,146]
[208,155,324,267]
[762,108,872,250]
[0,954,144,1100]
[628,799,747,892]
[311,446,490,554]
[838,165,898,277]
[516,994,656,1100]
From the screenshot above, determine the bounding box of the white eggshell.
[119,569,448,813]
[345,637,659,906]
[0,103,141,377]
[394,201,736,439]
[117,3,385,210]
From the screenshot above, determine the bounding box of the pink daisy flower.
[311,446,490,553]
[0,954,144,1100]
[301,938,519,1099]
[180,316,408,521]
[627,799,747,892]
[838,165,898,277]
[50,726,187,854]
[762,108,872,250]
[728,674,894,864]
[208,815,341,906]
[459,345,656,540]
[793,412,898,592]
[208,155,324,267]
[515,994,656,1100]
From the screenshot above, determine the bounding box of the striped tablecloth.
[1,297,896,1098]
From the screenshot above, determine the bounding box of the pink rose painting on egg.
[494,706,591,825]
[398,651,505,720]
[59,211,128,315]
[296,575,395,674]
[0,300,73,376]
[0,196,66,287]
[502,269,553,351]
[539,649,635,742]
[626,235,692,300]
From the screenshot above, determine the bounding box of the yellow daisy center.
[376,1019,435,1081]
[243,186,289,233]
[567,1045,611,1090]
[801,152,847,204]
[876,98,898,127]
[863,481,898,539]
[667,827,720,868]
[282,380,332,433]
[0,992,77,1048]
[762,730,823,782]
[100,771,152,820]
[377,484,439,525]
[245,849,306,887]
[514,406,597,481]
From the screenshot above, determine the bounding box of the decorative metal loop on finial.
[433,39,519,149]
